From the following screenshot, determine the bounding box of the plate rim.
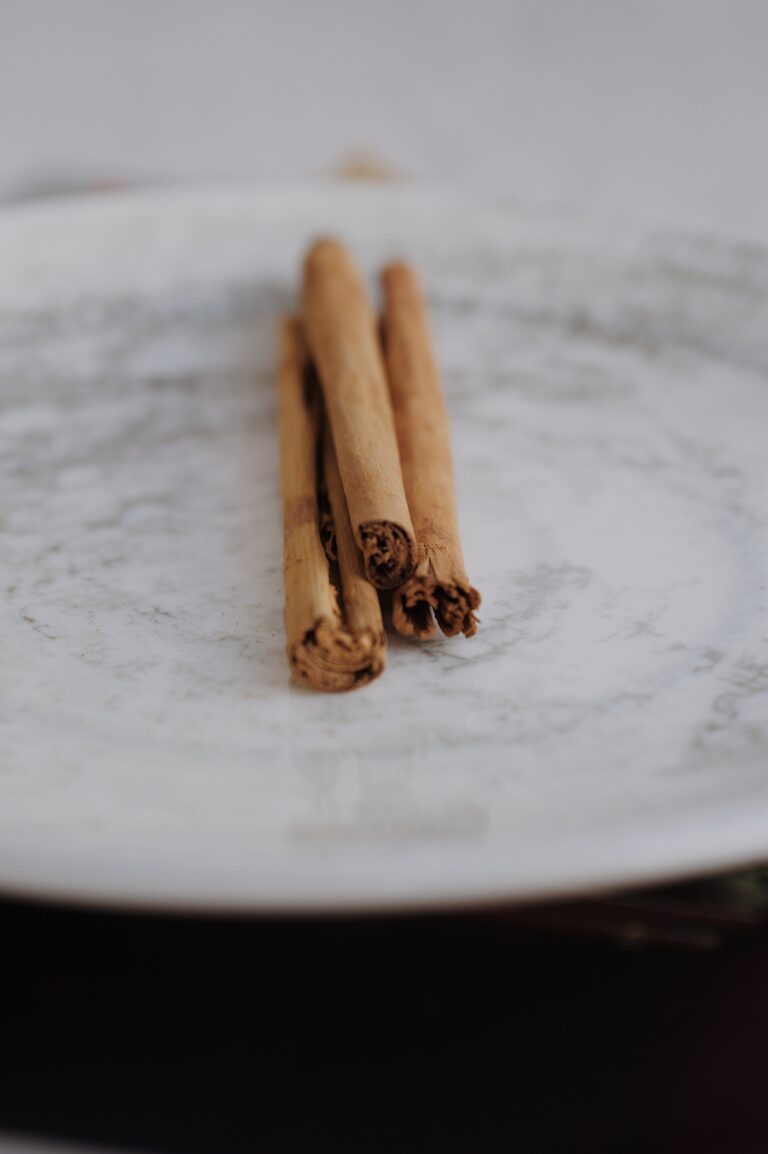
[1,180,767,913]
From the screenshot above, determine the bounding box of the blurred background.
[2,0,767,233]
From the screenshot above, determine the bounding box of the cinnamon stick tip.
[381,261,423,296]
[435,583,481,639]
[393,578,481,640]
[303,236,350,270]
[392,593,438,640]
[288,618,386,692]
[359,520,417,591]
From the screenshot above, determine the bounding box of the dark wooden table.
[2,885,768,1154]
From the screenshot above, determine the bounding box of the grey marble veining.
[0,186,766,910]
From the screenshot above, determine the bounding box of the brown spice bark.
[302,239,416,590]
[278,317,385,690]
[322,424,386,658]
[380,263,481,638]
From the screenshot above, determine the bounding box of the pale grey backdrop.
[1,0,766,233]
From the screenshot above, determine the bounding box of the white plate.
[1,184,767,912]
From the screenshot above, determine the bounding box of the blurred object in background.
[514,866,768,951]
[328,153,406,182]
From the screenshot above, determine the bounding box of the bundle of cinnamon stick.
[278,240,480,692]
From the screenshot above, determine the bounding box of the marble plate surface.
[1,185,767,912]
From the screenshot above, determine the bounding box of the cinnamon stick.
[322,423,386,659]
[278,317,385,691]
[380,263,481,638]
[302,239,416,590]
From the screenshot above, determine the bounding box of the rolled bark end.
[391,581,438,639]
[359,520,416,590]
[289,617,385,693]
[392,570,481,640]
[434,583,481,639]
